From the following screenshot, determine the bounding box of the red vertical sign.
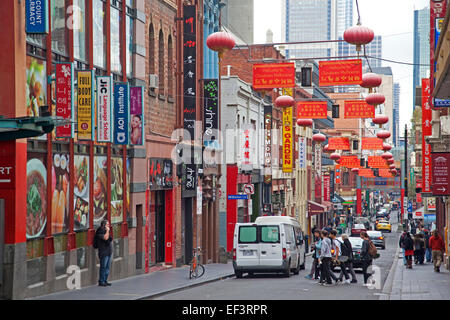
[357,189,362,216]
[55,63,74,138]
[165,190,173,264]
[422,79,432,136]
[227,165,238,252]
[145,189,149,273]
[335,164,341,184]
[323,175,331,202]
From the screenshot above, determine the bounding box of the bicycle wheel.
[196,264,205,278]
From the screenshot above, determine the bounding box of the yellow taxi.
[376,221,392,232]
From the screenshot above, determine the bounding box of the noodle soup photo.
[26,157,47,239]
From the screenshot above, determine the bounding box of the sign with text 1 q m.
[113,83,130,145]
[26,0,49,34]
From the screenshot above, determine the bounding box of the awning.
[322,201,333,210]
[307,200,327,217]
[0,115,71,141]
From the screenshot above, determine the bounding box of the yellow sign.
[77,70,94,140]
[282,106,293,173]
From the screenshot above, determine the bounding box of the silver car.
[367,230,385,249]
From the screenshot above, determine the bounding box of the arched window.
[168,35,173,97]
[149,23,155,74]
[158,29,165,93]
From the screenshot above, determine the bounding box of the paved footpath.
[30,263,234,300]
[381,244,450,300]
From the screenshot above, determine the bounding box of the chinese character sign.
[298,137,307,169]
[361,137,383,150]
[183,5,196,140]
[340,156,360,168]
[297,101,328,119]
[368,156,389,169]
[264,105,272,184]
[242,124,253,172]
[77,70,94,140]
[328,137,350,150]
[319,59,362,86]
[422,78,432,136]
[282,106,293,173]
[56,62,74,138]
[253,63,296,90]
[344,100,375,118]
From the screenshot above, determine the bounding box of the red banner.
[296,101,328,119]
[358,168,375,178]
[361,137,384,150]
[379,169,393,178]
[328,137,350,150]
[56,63,74,138]
[423,135,432,193]
[368,156,389,168]
[344,100,375,118]
[422,78,432,136]
[340,155,360,168]
[319,59,362,86]
[431,152,450,196]
[253,63,296,89]
[335,164,341,184]
[323,175,331,202]
[416,193,422,203]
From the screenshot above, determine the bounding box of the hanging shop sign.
[339,155,360,168]
[335,164,341,184]
[113,83,130,145]
[423,131,432,193]
[323,175,331,202]
[56,62,74,138]
[203,79,219,148]
[77,70,94,140]
[298,137,307,169]
[431,152,450,196]
[368,156,389,169]
[149,158,173,190]
[242,124,253,172]
[183,5,197,140]
[96,76,112,142]
[26,0,49,34]
[319,59,362,86]
[422,79,432,136]
[296,101,328,119]
[282,106,293,173]
[344,100,375,119]
[328,137,350,150]
[264,105,272,184]
[361,137,383,150]
[314,144,322,202]
[130,86,144,146]
[252,63,296,90]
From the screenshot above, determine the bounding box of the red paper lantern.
[351,167,360,173]
[389,164,396,169]
[381,152,393,160]
[275,95,295,108]
[387,158,395,165]
[377,130,391,140]
[330,153,341,161]
[382,143,392,151]
[366,93,385,106]
[297,118,313,127]
[206,32,235,57]
[372,114,389,126]
[361,73,382,89]
[312,133,327,143]
[391,169,397,176]
[343,25,374,51]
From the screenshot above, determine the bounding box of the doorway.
[183,198,193,264]
[0,199,4,291]
[135,204,143,270]
[155,191,165,263]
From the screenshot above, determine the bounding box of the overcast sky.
[254,0,430,133]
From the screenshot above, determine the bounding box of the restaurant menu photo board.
[111,157,124,224]
[73,155,89,230]
[93,156,108,227]
[51,153,69,234]
[26,56,47,117]
[26,153,47,239]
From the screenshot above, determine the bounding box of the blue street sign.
[26,0,49,34]
[228,194,249,200]
[434,98,450,108]
[407,202,413,213]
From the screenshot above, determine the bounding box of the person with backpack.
[94,219,113,286]
[360,231,377,284]
[403,232,414,269]
[336,234,356,284]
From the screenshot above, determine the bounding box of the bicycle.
[189,247,205,279]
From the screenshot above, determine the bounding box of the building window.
[110,5,122,74]
[126,14,133,78]
[149,24,155,74]
[158,29,165,93]
[73,0,87,62]
[93,0,106,68]
[168,35,173,96]
[51,0,68,57]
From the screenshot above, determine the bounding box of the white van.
[232,216,306,278]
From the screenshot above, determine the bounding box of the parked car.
[367,230,385,249]
[232,216,306,278]
[332,236,364,271]
[376,221,392,232]
[351,223,366,236]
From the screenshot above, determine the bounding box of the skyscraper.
[393,83,400,147]
[413,7,430,110]
[281,0,353,59]
[337,35,382,69]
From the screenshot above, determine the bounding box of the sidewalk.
[30,263,235,300]
[382,249,450,300]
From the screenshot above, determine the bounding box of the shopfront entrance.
[182,198,193,265]
[0,199,4,292]
[155,191,165,263]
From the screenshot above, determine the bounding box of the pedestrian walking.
[413,233,425,265]
[95,219,113,286]
[424,230,432,263]
[403,232,414,269]
[337,234,357,284]
[329,230,341,284]
[360,231,375,284]
[318,230,333,286]
[429,230,445,272]
[305,229,321,280]
[399,231,408,266]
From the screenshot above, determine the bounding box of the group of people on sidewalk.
[304,229,377,286]
[399,227,446,272]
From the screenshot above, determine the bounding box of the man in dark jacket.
[360,231,373,284]
[337,234,357,284]
[95,219,113,286]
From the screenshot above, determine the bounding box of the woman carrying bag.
[403,232,414,269]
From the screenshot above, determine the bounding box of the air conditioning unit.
[149,74,159,89]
